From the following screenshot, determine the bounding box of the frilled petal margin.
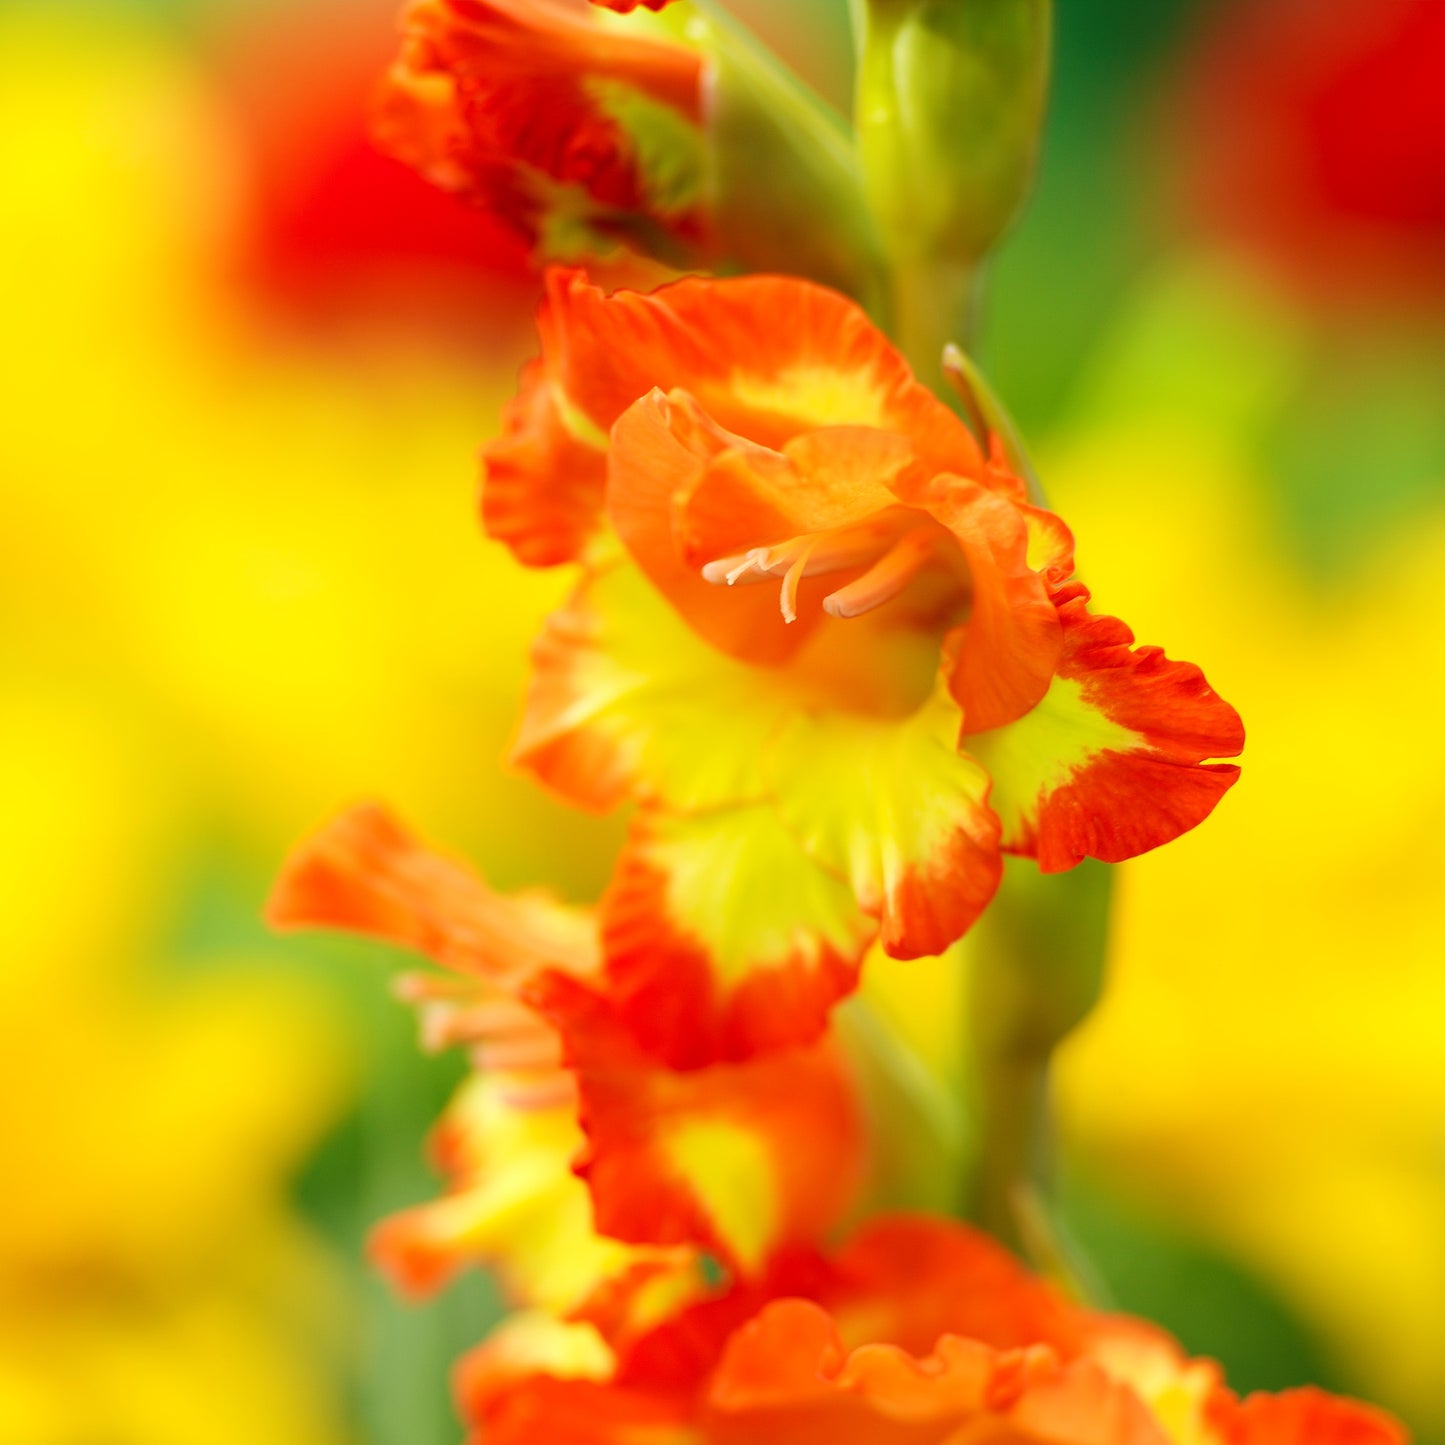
[966,582,1244,872]
[473,1305,1169,1445]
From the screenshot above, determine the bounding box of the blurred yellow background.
[1,0,1441,1442]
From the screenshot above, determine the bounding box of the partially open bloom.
[269,804,864,1312]
[373,0,706,260]
[487,268,1244,1065]
[459,1214,1405,1445]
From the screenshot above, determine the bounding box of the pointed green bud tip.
[855,0,1052,268]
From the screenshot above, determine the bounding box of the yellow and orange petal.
[966,581,1245,872]
[511,560,984,1037]
[599,806,874,1065]
[267,802,599,986]
[461,1216,1408,1445]
[368,1068,706,1323]
[531,975,864,1276]
[765,683,1002,960]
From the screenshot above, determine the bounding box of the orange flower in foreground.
[374,0,706,259]
[485,268,1244,1065]
[459,1214,1405,1445]
[268,804,864,1307]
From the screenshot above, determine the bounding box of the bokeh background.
[1,0,1442,1441]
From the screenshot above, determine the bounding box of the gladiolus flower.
[268,804,864,1304]
[373,0,707,260]
[487,268,1244,1065]
[457,1215,1406,1445]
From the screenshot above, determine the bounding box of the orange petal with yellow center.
[542,268,981,465]
[965,581,1244,871]
[599,805,876,1065]
[530,975,864,1278]
[766,684,1003,959]
[512,561,793,815]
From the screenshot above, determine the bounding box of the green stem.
[965,858,1113,1256]
[892,256,984,391]
[696,0,889,315]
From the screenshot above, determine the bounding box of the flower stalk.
[850,0,1052,373]
[965,858,1113,1254]
[849,0,1086,1258]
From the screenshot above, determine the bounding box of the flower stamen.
[701,515,918,621]
[822,530,937,619]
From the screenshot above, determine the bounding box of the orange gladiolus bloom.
[268,804,864,1306]
[459,1214,1405,1445]
[373,0,706,258]
[486,268,1244,1066]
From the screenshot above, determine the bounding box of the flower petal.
[369,1072,698,1318]
[710,1301,1170,1445]
[482,356,610,567]
[513,561,793,813]
[267,802,598,982]
[815,1215,1082,1359]
[541,268,980,466]
[605,389,816,665]
[1208,1389,1409,1445]
[966,582,1244,872]
[471,1376,694,1445]
[599,805,875,1064]
[458,1311,613,1420]
[904,475,1068,734]
[532,976,864,1276]
[767,685,1003,959]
